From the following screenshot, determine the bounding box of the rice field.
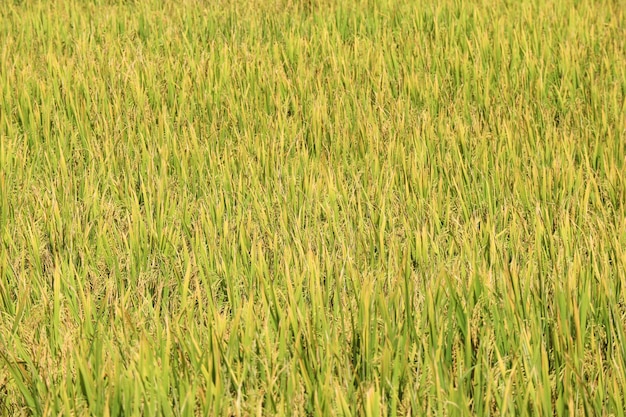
[1,0,625,415]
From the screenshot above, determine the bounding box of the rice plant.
[0,0,625,415]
